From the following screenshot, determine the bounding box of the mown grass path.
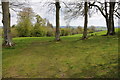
[2,31,119,78]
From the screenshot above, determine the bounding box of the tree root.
[2,42,15,47]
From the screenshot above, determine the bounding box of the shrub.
[16,20,33,37]
[32,25,47,37]
[88,26,96,33]
[60,28,71,36]
[16,25,32,37]
[46,27,54,37]
[76,26,83,34]
[71,28,78,35]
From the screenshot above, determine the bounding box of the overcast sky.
[0,0,119,27]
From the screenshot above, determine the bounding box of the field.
[2,29,119,78]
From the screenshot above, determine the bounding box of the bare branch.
[89,3,106,18]
[115,14,120,19]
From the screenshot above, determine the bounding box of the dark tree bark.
[82,2,88,39]
[2,1,13,47]
[105,2,110,35]
[55,0,61,41]
[106,18,110,35]
[108,0,116,35]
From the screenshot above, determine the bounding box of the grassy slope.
[2,29,119,78]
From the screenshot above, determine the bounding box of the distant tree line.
[6,7,96,38]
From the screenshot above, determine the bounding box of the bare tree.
[40,0,61,41]
[89,0,118,35]
[64,1,92,39]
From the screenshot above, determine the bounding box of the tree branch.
[114,10,120,19]
[89,3,106,18]
[115,14,120,19]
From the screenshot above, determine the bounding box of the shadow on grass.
[70,61,119,78]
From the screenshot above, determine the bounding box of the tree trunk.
[55,1,61,41]
[2,1,13,47]
[108,1,116,35]
[105,1,110,35]
[106,18,110,35]
[110,0,115,35]
[82,2,88,39]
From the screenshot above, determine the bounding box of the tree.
[89,0,117,35]
[2,0,13,47]
[38,0,61,40]
[16,7,34,37]
[64,1,89,39]
[55,0,61,41]
[35,15,46,26]
[32,15,47,37]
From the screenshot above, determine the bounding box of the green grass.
[2,30,119,78]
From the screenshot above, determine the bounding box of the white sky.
[0,0,119,27]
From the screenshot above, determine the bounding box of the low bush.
[32,26,47,37]
[60,28,71,36]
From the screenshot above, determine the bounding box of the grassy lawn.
[2,30,119,78]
